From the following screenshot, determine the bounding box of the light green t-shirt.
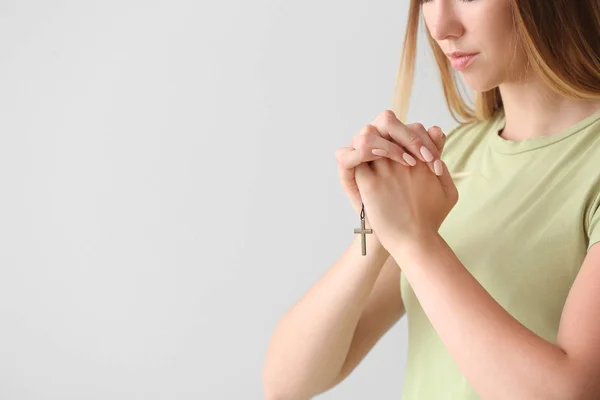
[399,107,600,399]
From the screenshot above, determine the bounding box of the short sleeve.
[586,192,600,251]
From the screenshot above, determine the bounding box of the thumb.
[427,126,446,154]
[336,147,357,188]
[354,162,374,191]
[436,159,458,202]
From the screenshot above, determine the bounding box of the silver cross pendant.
[353,203,373,256]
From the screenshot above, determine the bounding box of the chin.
[461,73,502,93]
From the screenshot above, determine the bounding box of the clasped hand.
[355,147,458,252]
[336,110,459,252]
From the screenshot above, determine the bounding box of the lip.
[446,51,478,58]
[448,53,478,71]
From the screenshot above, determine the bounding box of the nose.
[425,2,464,41]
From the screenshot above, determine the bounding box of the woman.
[263,0,600,399]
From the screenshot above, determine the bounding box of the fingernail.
[372,148,387,156]
[403,153,417,166]
[434,160,443,176]
[420,146,434,162]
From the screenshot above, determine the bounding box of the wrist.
[352,231,388,257]
[390,230,441,266]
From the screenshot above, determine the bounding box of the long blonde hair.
[391,0,600,125]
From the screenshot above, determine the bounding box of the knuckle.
[355,132,376,148]
[438,129,447,141]
[379,109,397,120]
[407,134,421,147]
[365,131,379,144]
[354,125,378,146]
[412,122,426,133]
[359,124,377,136]
[380,110,397,126]
[430,126,445,140]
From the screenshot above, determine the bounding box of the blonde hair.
[391,0,600,181]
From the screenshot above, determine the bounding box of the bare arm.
[262,236,405,400]
[328,253,405,390]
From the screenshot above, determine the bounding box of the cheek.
[470,17,519,72]
[468,0,515,57]
[493,23,528,81]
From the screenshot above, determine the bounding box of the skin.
[262,1,600,398]
[349,0,600,398]
[422,0,600,139]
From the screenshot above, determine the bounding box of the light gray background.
[0,1,461,399]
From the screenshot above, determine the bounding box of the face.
[421,0,528,92]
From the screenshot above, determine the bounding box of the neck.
[497,76,600,141]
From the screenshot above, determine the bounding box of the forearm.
[390,233,576,400]
[263,235,389,400]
